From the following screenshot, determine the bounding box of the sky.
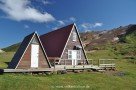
[0,0,136,48]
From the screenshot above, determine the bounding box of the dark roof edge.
[74,24,89,64]
[36,32,52,68]
[40,23,75,36]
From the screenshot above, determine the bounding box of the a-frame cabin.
[40,23,89,66]
[8,32,51,69]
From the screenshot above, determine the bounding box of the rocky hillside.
[81,24,136,51]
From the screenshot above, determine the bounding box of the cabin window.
[77,50,81,59]
[72,32,77,41]
[68,50,81,60]
[31,37,38,44]
[68,50,72,59]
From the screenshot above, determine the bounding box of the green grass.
[0,70,136,90]
[87,50,117,60]
[2,43,20,52]
[0,52,15,68]
[0,51,136,90]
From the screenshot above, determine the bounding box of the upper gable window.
[72,31,77,41]
[31,37,38,44]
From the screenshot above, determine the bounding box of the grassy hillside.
[0,51,136,90]
[0,52,15,68]
[2,43,20,52]
[119,25,136,44]
[114,27,136,64]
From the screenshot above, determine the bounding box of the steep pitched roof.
[40,24,74,58]
[8,32,51,69]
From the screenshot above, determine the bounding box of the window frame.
[72,31,77,41]
[68,50,81,60]
[68,50,72,59]
[77,50,81,60]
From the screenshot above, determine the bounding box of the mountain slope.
[82,24,136,51]
[117,25,136,57]
[119,25,136,44]
[2,43,20,52]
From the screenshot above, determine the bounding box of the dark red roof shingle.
[40,24,74,57]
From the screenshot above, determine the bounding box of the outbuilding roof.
[8,32,51,69]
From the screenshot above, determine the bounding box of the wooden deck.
[54,65,102,70]
[0,65,103,73]
[0,64,114,73]
[0,59,115,73]
[1,68,65,73]
[54,59,116,71]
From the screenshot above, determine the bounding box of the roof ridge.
[41,23,74,36]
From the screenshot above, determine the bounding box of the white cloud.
[94,22,103,27]
[81,22,103,30]
[64,17,76,23]
[42,0,52,5]
[69,17,76,22]
[52,17,76,30]
[24,24,29,29]
[81,23,92,29]
[58,20,65,25]
[51,20,65,30]
[0,0,55,23]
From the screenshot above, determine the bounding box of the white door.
[31,44,39,68]
[72,50,77,66]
